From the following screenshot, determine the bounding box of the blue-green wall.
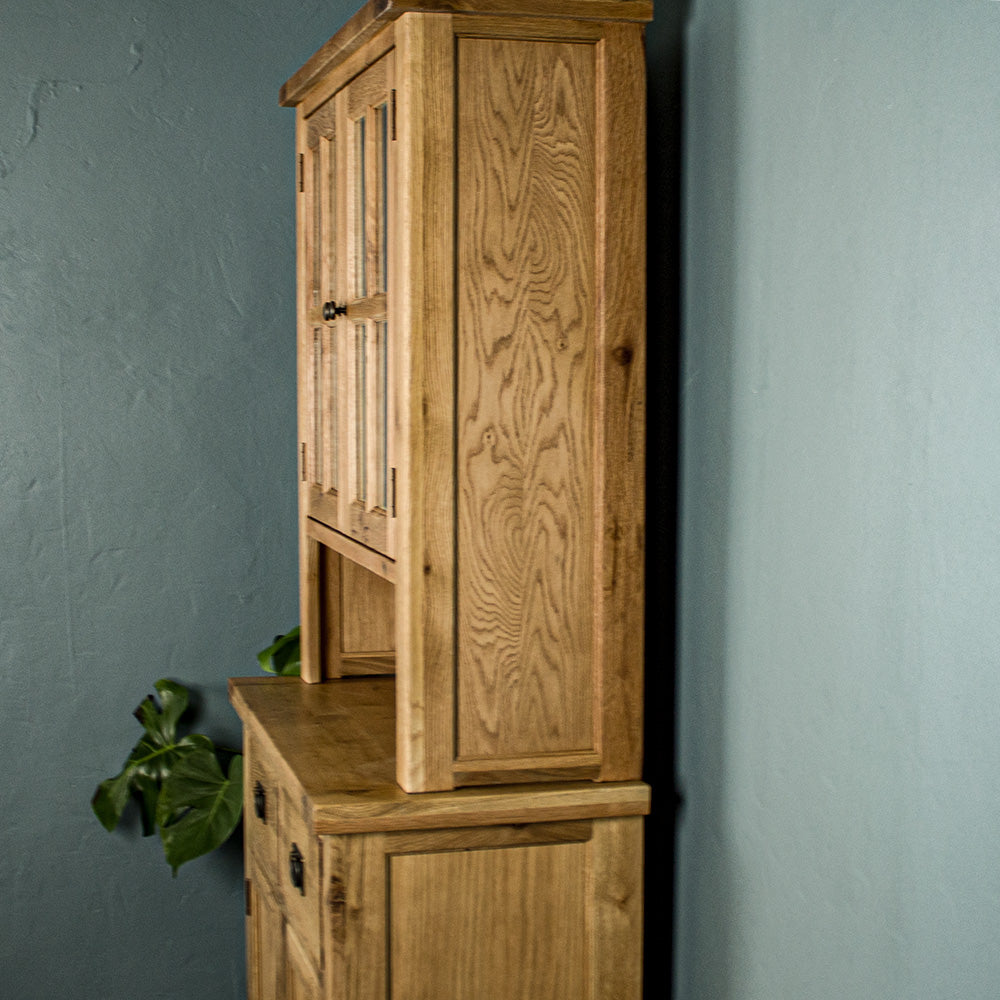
[10,1,995,997]
[676,1,1000,997]
[0,3,355,997]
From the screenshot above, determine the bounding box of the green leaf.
[93,679,245,872]
[257,626,301,676]
[136,774,160,838]
[91,679,212,833]
[127,731,214,785]
[91,769,135,832]
[157,750,244,875]
[134,678,189,747]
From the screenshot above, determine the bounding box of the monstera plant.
[256,625,301,676]
[91,679,243,875]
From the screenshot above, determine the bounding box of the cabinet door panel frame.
[339,52,395,556]
[394,14,646,791]
[298,50,398,682]
[320,817,643,1000]
[299,52,396,557]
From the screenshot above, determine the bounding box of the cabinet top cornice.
[280,0,653,107]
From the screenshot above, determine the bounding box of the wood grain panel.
[388,840,587,1000]
[394,12,457,792]
[341,558,395,652]
[285,921,322,1000]
[456,36,597,759]
[245,875,284,1000]
[320,543,345,677]
[325,833,389,1000]
[592,24,646,780]
[300,534,324,684]
[588,816,643,1000]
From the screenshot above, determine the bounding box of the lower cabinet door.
[246,874,285,1000]
[322,816,644,1000]
[285,920,323,1000]
[246,872,323,1000]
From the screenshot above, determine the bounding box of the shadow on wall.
[669,1,743,997]
[641,3,690,999]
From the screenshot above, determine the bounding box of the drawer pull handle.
[289,844,305,895]
[253,781,267,822]
[322,300,347,321]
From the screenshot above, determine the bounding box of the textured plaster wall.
[0,2,355,997]
[677,1,1000,997]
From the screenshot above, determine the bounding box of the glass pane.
[374,102,388,294]
[354,116,367,299]
[322,135,336,303]
[354,322,367,504]
[375,321,388,509]
[310,151,321,309]
[312,327,323,486]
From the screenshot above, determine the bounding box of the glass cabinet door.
[301,101,340,528]
[301,51,395,559]
[343,58,393,555]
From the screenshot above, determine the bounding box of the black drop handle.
[322,300,347,320]
[253,781,266,822]
[289,844,305,895]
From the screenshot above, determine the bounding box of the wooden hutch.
[230,0,651,994]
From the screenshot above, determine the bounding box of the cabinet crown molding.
[280,0,654,107]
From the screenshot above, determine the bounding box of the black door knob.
[322,300,347,320]
[289,843,305,894]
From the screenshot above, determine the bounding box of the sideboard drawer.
[278,786,322,972]
[244,732,280,884]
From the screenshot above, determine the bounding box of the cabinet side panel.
[246,876,286,1000]
[394,13,457,792]
[593,24,646,779]
[389,841,588,1000]
[455,37,597,760]
[589,816,644,1000]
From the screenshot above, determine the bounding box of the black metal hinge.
[391,90,397,141]
[391,467,397,517]
[298,153,305,192]
[301,442,307,482]
[244,878,252,916]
